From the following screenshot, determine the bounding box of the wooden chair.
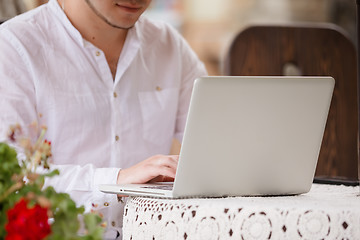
[223,24,358,180]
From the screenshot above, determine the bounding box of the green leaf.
[0,142,104,239]
[82,213,104,239]
[0,143,21,184]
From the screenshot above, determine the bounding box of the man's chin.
[104,19,136,30]
[112,24,135,30]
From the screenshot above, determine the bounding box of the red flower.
[5,198,51,240]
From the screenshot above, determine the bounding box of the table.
[122,184,360,239]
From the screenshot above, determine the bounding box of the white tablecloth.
[123,184,360,239]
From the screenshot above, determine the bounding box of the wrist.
[116,169,122,184]
[117,168,128,184]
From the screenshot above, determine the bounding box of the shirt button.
[95,51,101,56]
[156,86,162,91]
[115,135,119,141]
[104,202,109,207]
[113,92,117,98]
[111,221,116,227]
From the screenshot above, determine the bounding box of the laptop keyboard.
[141,184,174,191]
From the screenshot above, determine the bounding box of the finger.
[157,155,178,170]
[147,163,176,182]
[149,175,164,182]
[161,176,175,182]
[168,155,179,162]
[159,164,177,178]
[117,194,128,197]
[149,175,175,183]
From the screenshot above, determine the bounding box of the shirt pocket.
[138,88,178,146]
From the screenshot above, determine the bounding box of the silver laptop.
[99,76,334,198]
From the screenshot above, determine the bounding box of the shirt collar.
[48,0,141,50]
[48,0,85,46]
[113,20,141,85]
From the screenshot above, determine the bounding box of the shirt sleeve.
[39,164,120,212]
[173,29,208,142]
[0,28,38,138]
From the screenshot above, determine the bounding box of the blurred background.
[1,0,358,179]
[0,0,356,75]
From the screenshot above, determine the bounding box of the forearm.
[40,164,120,212]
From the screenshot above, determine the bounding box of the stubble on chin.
[85,0,138,30]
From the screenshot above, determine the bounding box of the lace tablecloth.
[123,184,360,239]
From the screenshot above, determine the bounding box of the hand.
[117,154,179,185]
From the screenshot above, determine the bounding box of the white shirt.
[0,0,207,238]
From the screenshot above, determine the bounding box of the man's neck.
[58,0,127,79]
[59,0,127,49]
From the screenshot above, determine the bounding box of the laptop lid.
[100,76,334,198]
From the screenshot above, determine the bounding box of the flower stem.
[0,182,23,202]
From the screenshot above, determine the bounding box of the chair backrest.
[223,24,358,180]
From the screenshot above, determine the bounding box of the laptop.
[99,76,334,198]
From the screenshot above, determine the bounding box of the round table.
[122,184,360,239]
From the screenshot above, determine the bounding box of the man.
[0,0,207,238]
